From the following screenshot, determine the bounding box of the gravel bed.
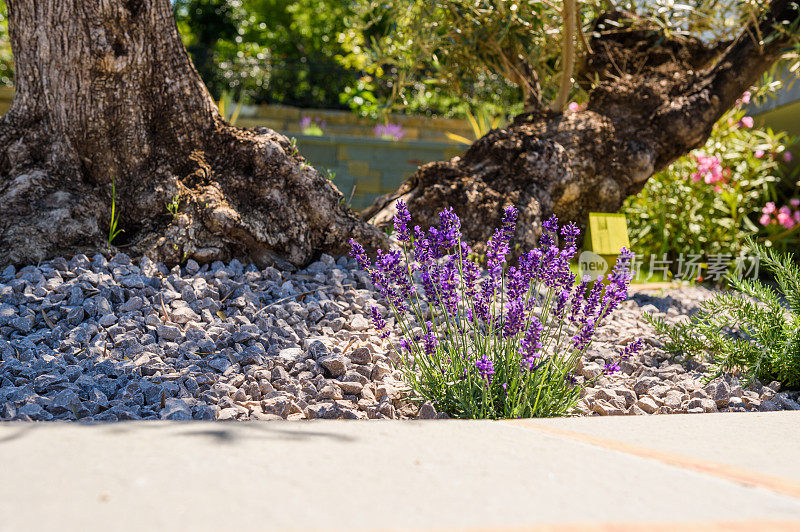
[0,253,798,422]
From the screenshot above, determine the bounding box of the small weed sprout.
[166,194,180,218]
[107,176,124,250]
[289,137,299,157]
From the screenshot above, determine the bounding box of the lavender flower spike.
[475,354,495,383]
[620,338,644,360]
[422,321,438,356]
[521,317,544,369]
[349,239,371,271]
[393,200,412,242]
[604,360,620,375]
[369,306,390,339]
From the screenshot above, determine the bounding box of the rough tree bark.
[364,1,800,253]
[0,0,384,268]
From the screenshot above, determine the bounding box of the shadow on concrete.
[0,419,359,446]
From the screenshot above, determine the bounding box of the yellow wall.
[756,101,800,139]
[0,86,475,142]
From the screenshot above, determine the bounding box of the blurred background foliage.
[0,0,796,121]
[0,2,12,87]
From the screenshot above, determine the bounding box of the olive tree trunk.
[0,0,384,267]
[364,1,799,253]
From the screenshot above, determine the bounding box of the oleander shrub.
[349,202,642,419]
[647,238,800,388]
[622,90,797,264]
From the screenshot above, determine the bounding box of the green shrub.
[647,237,800,388]
[622,91,796,265]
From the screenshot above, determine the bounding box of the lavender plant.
[350,202,641,419]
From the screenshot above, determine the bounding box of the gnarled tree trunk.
[364,1,799,253]
[0,0,384,268]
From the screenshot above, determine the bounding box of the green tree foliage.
[0,1,12,86]
[348,0,800,114]
[173,0,363,107]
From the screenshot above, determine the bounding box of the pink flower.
[760,213,772,226]
[568,102,580,112]
[785,152,794,163]
[777,206,794,228]
[778,212,795,229]
[790,199,800,208]
[754,150,765,159]
[763,202,777,215]
[714,185,723,193]
[740,116,754,128]
[694,153,725,184]
[794,211,800,223]
[741,91,751,105]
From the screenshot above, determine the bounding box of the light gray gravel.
[0,253,796,422]
[576,285,800,416]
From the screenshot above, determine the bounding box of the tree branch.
[652,0,800,168]
[551,0,577,112]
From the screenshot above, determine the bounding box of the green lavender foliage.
[350,204,639,419]
[646,237,800,387]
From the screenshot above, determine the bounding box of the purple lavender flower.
[580,276,605,324]
[373,249,412,311]
[569,277,590,323]
[369,306,390,338]
[422,321,438,356]
[554,289,570,320]
[475,354,495,383]
[539,215,559,248]
[599,248,634,320]
[375,122,406,141]
[604,360,620,375]
[619,338,644,360]
[428,207,461,253]
[486,206,518,275]
[462,257,481,301]
[560,222,580,258]
[572,318,595,351]
[438,256,461,314]
[521,317,544,369]
[474,277,495,323]
[503,299,525,338]
[349,239,370,271]
[393,200,412,242]
[506,265,526,302]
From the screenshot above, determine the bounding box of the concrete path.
[1,412,799,532]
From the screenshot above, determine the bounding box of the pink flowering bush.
[623,86,797,266]
[760,200,800,249]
